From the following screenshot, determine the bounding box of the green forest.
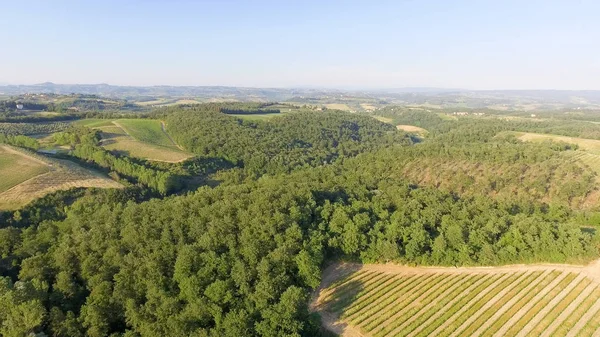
[1,103,599,336]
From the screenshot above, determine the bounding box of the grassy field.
[89,119,193,162]
[517,132,600,155]
[325,103,353,111]
[230,113,282,121]
[315,261,600,337]
[115,119,177,148]
[0,146,122,210]
[372,116,394,124]
[73,119,116,128]
[0,146,50,193]
[396,125,428,135]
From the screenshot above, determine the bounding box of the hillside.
[1,104,600,336]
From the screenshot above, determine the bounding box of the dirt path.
[449,271,533,337]
[160,121,186,151]
[541,282,597,337]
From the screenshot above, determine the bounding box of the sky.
[1,0,599,90]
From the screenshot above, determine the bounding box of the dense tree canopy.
[1,104,599,336]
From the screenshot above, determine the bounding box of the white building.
[16,104,23,110]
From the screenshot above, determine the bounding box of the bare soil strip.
[515,274,586,337]
[314,259,600,337]
[449,271,532,337]
[566,298,600,337]
[345,274,421,322]
[341,274,408,318]
[541,282,597,337]
[429,273,513,336]
[406,274,492,337]
[372,273,460,336]
[492,271,570,337]
[387,274,477,337]
[348,274,435,326]
[470,270,550,336]
[362,274,449,332]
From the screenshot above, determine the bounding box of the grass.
[362,274,451,332]
[517,132,600,155]
[460,271,540,336]
[230,113,282,121]
[396,124,428,135]
[349,274,434,325]
[375,273,466,336]
[484,271,560,335]
[399,274,483,337]
[77,118,193,162]
[0,146,49,193]
[73,119,116,128]
[115,119,177,148]
[416,274,501,337]
[528,277,589,336]
[325,103,352,111]
[372,116,393,124]
[437,273,522,336]
[504,273,577,336]
[578,304,600,336]
[553,286,600,336]
[0,147,122,210]
[318,265,600,337]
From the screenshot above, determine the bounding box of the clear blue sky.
[1,0,599,89]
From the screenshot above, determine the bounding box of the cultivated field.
[230,113,282,121]
[517,132,600,155]
[313,260,600,337]
[396,125,428,135]
[0,146,122,210]
[89,119,192,162]
[0,146,49,192]
[326,103,353,111]
[372,116,394,124]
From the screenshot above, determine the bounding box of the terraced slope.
[313,260,600,337]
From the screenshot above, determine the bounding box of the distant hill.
[2,83,600,110]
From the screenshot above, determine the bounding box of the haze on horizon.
[1,0,599,90]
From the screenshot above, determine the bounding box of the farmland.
[517,132,600,155]
[515,131,600,179]
[0,146,122,210]
[396,124,428,135]
[86,119,193,162]
[314,261,600,337]
[0,146,50,192]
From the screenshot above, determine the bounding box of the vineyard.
[314,261,600,337]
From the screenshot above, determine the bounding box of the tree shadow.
[314,263,366,336]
